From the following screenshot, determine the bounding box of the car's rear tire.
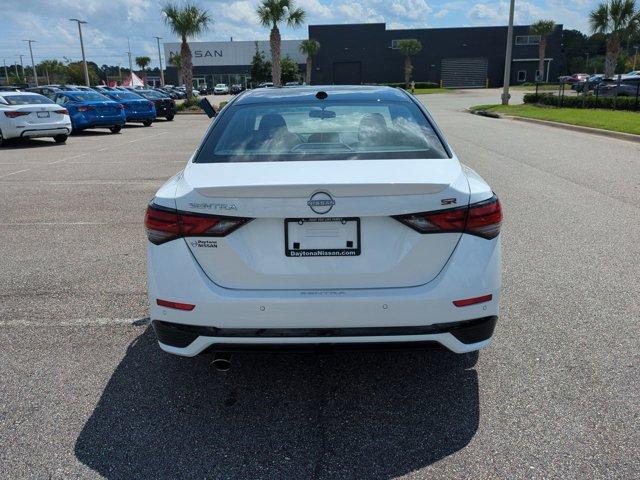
[142,120,153,127]
[166,115,174,121]
[109,126,122,134]
[53,134,68,143]
[0,130,4,146]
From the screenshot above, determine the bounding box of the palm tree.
[589,0,637,77]
[397,39,422,89]
[529,20,556,82]
[162,2,212,98]
[299,39,320,85]
[135,56,151,86]
[257,0,305,87]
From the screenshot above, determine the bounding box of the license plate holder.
[285,217,360,257]
[37,111,50,118]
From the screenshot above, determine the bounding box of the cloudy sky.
[1,0,594,69]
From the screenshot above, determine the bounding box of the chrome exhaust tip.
[211,352,232,372]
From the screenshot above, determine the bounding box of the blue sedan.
[51,90,126,133]
[99,90,157,126]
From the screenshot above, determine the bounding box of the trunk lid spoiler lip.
[184,158,462,198]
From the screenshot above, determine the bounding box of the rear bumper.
[125,112,156,121]
[20,126,71,137]
[73,115,126,129]
[153,316,497,355]
[148,233,501,356]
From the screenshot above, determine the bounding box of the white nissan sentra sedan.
[145,86,502,357]
[0,91,71,145]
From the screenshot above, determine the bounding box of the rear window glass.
[68,92,109,102]
[139,90,165,99]
[2,94,53,105]
[107,91,142,100]
[195,101,448,163]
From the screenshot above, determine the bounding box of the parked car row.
[564,70,640,97]
[0,85,178,146]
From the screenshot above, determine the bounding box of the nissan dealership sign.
[164,40,305,67]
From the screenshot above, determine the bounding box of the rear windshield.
[107,91,142,100]
[68,92,109,102]
[195,101,449,162]
[1,94,53,105]
[139,90,166,99]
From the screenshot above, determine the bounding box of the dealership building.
[164,23,563,88]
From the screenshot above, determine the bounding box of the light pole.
[3,59,8,85]
[127,38,134,86]
[585,52,590,72]
[18,54,25,82]
[633,46,639,71]
[500,0,515,105]
[23,40,38,86]
[154,36,165,86]
[70,19,90,86]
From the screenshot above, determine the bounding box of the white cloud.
[390,0,433,20]
[337,3,384,22]
[434,8,449,19]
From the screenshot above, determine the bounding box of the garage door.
[441,58,488,88]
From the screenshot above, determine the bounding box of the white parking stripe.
[0,169,31,179]
[0,132,168,179]
[0,317,149,327]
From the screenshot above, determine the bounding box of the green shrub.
[523,92,640,111]
[176,98,201,112]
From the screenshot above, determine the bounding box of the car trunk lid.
[174,158,469,290]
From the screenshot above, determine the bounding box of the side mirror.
[199,98,217,118]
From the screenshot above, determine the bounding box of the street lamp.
[69,19,90,86]
[500,0,515,105]
[154,36,165,86]
[23,40,38,86]
[126,38,134,86]
[633,46,639,71]
[3,59,9,85]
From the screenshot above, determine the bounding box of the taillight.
[144,203,253,245]
[77,105,95,112]
[123,103,131,109]
[55,109,68,115]
[4,111,29,118]
[393,195,502,239]
[465,196,502,239]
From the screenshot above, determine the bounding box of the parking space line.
[97,131,167,151]
[0,169,31,179]
[0,132,170,179]
[0,221,139,226]
[0,317,149,327]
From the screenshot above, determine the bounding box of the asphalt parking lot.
[1,90,639,479]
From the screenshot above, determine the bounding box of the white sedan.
[0,91,71,145]
[145,86,502,359]
[213,83,229,95]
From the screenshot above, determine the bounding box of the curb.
[466,108,640,144]
[506,116,640,144]
[176,111,205,115]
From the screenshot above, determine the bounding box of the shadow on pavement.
[75,328,479,479]
[0,138,66,149]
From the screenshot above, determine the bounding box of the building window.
[390,39,418,49]
[517,70,527,82]
[515,35,541,45]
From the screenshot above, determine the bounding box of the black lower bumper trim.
[152,316,498,349]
